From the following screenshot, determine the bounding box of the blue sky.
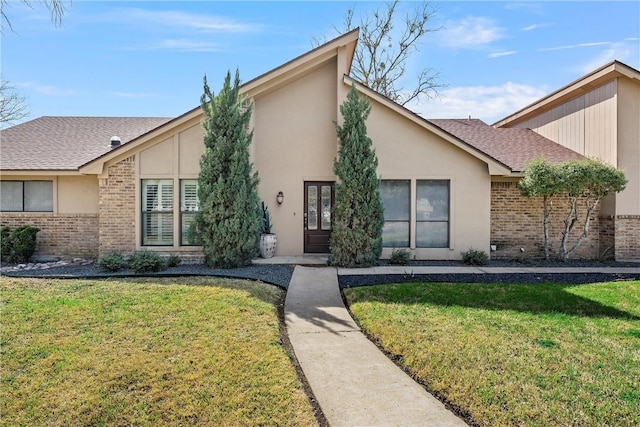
[3,1,639,125]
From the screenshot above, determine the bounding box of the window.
[0,181,53,212]
[380,180,410,247]
[416,180,449,248]
[142,180,173,246]
[180,180,199,245]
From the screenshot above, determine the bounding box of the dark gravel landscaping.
[341,259,640,287]
[2,263,296,289]
[339,271,640,288]
[2,259,638,289]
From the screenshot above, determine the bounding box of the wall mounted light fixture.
[276,191,284,204]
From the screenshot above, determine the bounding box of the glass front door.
[304,182,334,253]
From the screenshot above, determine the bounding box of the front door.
[304,182,334,253]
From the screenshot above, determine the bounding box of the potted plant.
[259,201,277,258]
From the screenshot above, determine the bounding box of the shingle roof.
[427,119,584,172]
[0,116,172,171]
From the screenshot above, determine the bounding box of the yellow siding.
[516,80,617,165]
[617,78,640,215]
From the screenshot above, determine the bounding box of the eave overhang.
[494,60,640,128]
[344,76,513,176]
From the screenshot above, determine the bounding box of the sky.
[2,1,639,126]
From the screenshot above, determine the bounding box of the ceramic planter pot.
[260,234,277,258]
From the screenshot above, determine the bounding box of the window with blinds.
[180,180,199,245]
[141,179,173,246]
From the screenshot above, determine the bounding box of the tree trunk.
[559,197,578,261]
[564,197,599,260]
[542,195,552,259]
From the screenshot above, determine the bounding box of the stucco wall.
[58,175,99,213]
[491,180,601,259]
[369,102,491,260]
[252,59,338,256]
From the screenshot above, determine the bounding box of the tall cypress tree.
[193,70,261,268]
[329,84,384,267]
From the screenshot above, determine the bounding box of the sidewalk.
[284,266,467,427]
[337,265,640,275]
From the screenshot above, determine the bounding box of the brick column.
[615,215,640,261]
[98,156,137,254]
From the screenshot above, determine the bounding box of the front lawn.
[0,277,317,426]
[344,280,640,426]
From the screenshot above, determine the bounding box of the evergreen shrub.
[0,225,40,263]
[389,248,411,265]
[166,254,182,268]
[128,250,165,273]
[97,251,125,272]
[329,85,384,267]
[461,248,489,266]
[193,70,261,268]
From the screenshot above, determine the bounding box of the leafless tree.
[318,0,444,105]
[1,0,68,32]
[0,78,29,126]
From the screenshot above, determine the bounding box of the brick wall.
[491,181,600,259]
[0,213,99,258]
[615,215,640,261]
[98,156,137,254]
[598,216,616,260]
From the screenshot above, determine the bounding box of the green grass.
[1,277,317,426]
[344,280,640,427]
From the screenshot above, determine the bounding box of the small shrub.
[128,250,165,273]
[389,248,411,265]
[0,225,39,264]
[1,225,11,261]
[166,254,182,268]
[98,251,125,272]
[261,201,273,234]
[461,248,489,266]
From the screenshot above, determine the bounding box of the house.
[1,30,638,261]
[494,61,640,261]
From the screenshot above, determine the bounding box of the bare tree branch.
[318,1,445,106]
[0,78,29,126]
[1,0,69,33]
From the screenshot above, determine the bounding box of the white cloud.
[441,17,505,48]
[118,8,262,33]
[578,42,639,73]
[16,82,75,96]
[539,41,611,52]
[406,83,548,124]
[522,23,550,31]
[489,51,516,58]
[111,92,156,98]
[139,39,222,52]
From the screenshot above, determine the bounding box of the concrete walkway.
[285,266,467,427]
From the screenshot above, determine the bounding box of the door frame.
[303,181,335,253]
